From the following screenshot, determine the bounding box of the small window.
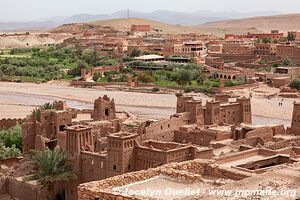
[105,108,109,116]
[128,165,131,170]
[113,165,117,171]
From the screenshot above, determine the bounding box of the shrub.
[138,72,155,83]
[290,79,300,90]
[92,72,101,82]
[152,87,160,92]
[0,124,22,150]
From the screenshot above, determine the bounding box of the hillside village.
[1,12,300,200]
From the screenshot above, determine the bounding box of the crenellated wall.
[0,118,23,130]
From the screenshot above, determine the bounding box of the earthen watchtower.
[106,132,138,177]
[92,95,116,121]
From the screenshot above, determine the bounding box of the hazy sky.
[1,0,300,21]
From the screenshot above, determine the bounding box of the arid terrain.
[198,14,300,33]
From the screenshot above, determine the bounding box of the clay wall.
[0,177,7,195]
[0,118,23,130]
[94,66,119,75]
[222,43,253,54]
[290,103,300,135]
[7,177,46,200]
[205,56,224,70]
[137,113,190,142]
[106,133,137,178]
[265,137,300,150]
[131,25,150,32]
[271,77,291,88]
[135,141,195,170]
[40,110,72,138]
[220,103,243,125]
[92,95,116,121]
[22,122,41,153]
[81,152,107,183]
[237,126,276,142]
[174,129,217,146]
[209,53,256,62]
[78,160,252,200]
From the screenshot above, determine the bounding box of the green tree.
[0,69,4,77]
[82,49,97,66]
[130,48,141,57]
[0,144,21,160]
[67,60,89,76]
[138,72,155,83]
[176,70,192,85]
[282,57,293,66]
[26,147,77,200]
[0,124,22,150]
[262,37,271,44]
[196,74,205,85]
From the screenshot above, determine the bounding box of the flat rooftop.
[113,175,207,200]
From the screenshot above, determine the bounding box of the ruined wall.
[22,122,41,154]
[40,110,73,138]
[265,137,300,150]
[92,95,116,121]
[7,177,46,200]
[174,129,217,146]
[245,127,275,142]
[205,57,224,70]
[137,113,190,143]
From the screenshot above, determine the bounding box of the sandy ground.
[230,83,295,120]
[0,81,296,123]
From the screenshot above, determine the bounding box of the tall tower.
[291,102,300,135]
[106,132,138,178]
[238,97,252,124]
[185,100,204,126]
[66,125,93,169]
[92,95,116,121]
[205,101,221,125]
[219,78,225,93]
[176,93,193,113]
[65,125,93,200]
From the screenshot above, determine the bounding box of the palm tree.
[31,108,41,122]
[42,102,54,110]
[30,102,54,122]
[26,147,77,200]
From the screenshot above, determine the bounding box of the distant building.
[131,24,151,32]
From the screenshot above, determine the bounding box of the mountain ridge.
[0,9,282,31]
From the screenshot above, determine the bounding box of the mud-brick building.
[177,93,252,126]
